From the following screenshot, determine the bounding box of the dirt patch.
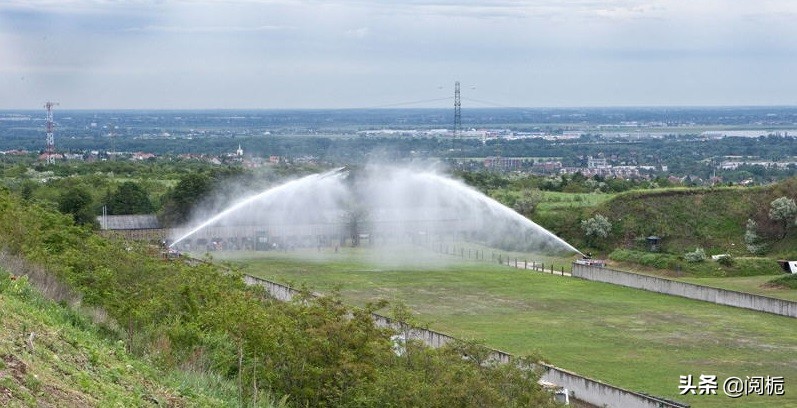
[0,354,27,405]
[761,281,790,289]
[1,354,27,383]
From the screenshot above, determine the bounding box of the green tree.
[57,186,97,227]
[159,173,213,226]
[512,188,543,217]
[581,214,612,247]
[106,181,154,215]
[744,218,766,254]
[768,196,797,239]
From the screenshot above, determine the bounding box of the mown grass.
[216,249,797,408]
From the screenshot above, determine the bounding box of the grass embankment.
[527,178,797,295]
[219,250,797,408]
[589,179,797,258]
[0,272,233,407]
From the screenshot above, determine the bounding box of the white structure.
[587,156,609,169]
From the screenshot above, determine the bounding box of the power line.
[461,97,513,108]
[360,97,452,109]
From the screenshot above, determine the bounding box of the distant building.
[531,161,562,173]
[132,152,156,161]
[96,214,165,241]
[587,156,609,169]
[483,157,529,171]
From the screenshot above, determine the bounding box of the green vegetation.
[220,250,797,408]
[769,273,797,290]
[608,249,781,278]
[0,271,236,407]
[0,188,556,407]
[584,180,797,256]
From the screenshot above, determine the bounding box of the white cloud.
[123,24,293,33]
[345,27,368,39]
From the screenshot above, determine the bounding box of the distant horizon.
[3,104,797,113]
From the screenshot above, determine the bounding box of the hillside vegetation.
[598,179,797,254]
[0,187,557,407]
[0,272,234,407]
[531,177,797,277]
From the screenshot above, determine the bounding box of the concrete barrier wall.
[572,263,797,318]
[243,273,688,408]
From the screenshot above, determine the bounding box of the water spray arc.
[169,168,348,248]
[421,172,582,255]
[169,166,581,257]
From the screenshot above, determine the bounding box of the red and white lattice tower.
[44,101,58,164]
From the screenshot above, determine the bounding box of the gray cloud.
[2,0,797,109]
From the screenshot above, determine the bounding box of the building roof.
[97,214,161,230]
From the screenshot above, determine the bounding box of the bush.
[608,249,680,270]
[684,247,707,263]
[715,255,735,267]
[769,273,797,289]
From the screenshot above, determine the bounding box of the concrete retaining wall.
[243,273,688,408]
[572,264,797,318]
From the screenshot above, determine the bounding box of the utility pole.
[44,101,59,164]
[453,81,461,137]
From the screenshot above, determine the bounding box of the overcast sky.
[2,0,796,109]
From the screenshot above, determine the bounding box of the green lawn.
[213,249,797,408]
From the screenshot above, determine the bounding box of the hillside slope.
[0,272,225,407]
[537,177,797,258]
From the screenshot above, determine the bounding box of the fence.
[242,273,688,408]
[572,263,797,318]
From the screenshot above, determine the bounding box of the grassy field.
[536,191,615,212]
[213,249,797,408]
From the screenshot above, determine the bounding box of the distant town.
[1,107,796,186]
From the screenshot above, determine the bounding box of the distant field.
[537,191,615,211]
[213,249,797,408]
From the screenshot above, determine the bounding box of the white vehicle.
[777,260,797,274]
